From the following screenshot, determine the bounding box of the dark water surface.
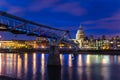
[0,53,120,80]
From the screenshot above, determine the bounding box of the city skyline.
[0,0,120,39]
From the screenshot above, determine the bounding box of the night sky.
[0,0,120,40]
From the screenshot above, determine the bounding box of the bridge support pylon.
[47,45,61,67]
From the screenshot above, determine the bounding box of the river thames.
[0,53,120,80]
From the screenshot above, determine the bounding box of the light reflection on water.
[68,54,72,67]
[0,53,120,80]
[0,54,1,75]
[41,53,45,80]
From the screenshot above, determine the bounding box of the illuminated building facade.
[0,27,120,50]
[0,36,71,49]
[74,25,120,50]
[0,40,36,49]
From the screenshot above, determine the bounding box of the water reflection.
[24,53,28,79]
[33,53,36,80]
[0,53,120,80]
[86,55,91,66]
[78,54,82,66]
[41,53,45,80]
[60,54,63,66]
[68,54,72,67]
[101,66,110,80]
[17,54,22,78]
[0,54,1,75]
[48,67,61,80]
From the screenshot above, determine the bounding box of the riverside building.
[74,25,120,50]
[0,25,120,50]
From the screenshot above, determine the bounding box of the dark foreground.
[0,53,120,80]
[0,76,20,80]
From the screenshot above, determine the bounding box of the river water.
[0,53,120,80]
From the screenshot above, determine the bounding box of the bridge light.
[69,46,72,49]
[60,46,62,48]
[110,41,113,44]
[41,45,45,48]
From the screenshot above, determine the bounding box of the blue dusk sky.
[0,0,120,40]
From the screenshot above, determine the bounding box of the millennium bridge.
[0,11,79,66]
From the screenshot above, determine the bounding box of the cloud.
[52,2,86,16]
[8,7,24,14]
[29,0,59,11]
[0,0,7,6]
[28,0,86,16]
[0,0,24,14]
[81,10,120,30]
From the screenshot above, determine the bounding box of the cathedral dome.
[77,26,84,34]
[76,25,85,40]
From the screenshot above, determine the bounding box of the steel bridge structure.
[0,11,78,48]
[0,11,78,66]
